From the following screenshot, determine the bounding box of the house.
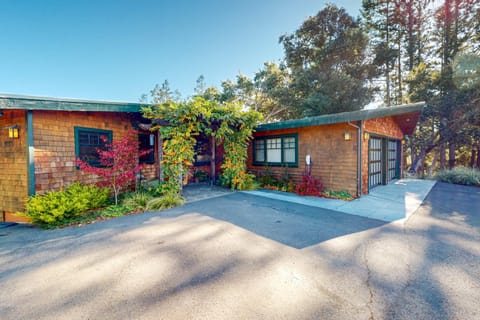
[247,102,425,197]
[0,94,161,222]
[1,93,424,223]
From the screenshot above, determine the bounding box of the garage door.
[387,140,399,181]
[369,137,383,188]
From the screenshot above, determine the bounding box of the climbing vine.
[142,97,262,193]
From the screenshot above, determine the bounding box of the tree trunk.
[428,148,439,177]
[410,148,427,174]
[439,142,446,170]
[448,142,455,169]
[477,145,480,169]
[470,148,477,168]
[409,139,416,170]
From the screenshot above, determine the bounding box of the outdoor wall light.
[363,132,370,140]
[343,131,351,141]
[0,110,4,117]
[8,125,19,139]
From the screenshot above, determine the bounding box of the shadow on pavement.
[170,192,388,249]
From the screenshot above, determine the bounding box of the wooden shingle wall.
[0,110,28,221]
[248,123,359,196]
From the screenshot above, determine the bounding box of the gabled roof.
[256,102,425,135]
[0,93,145,113]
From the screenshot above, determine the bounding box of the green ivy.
[142,97,262,192]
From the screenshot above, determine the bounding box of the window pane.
[139,134,155,164]
[266,138,281,163]
[282,137,296,163]
[283,148,295,163]
[254,140,265,162]
[194,136,211,164]
[267,149,281,162]
[76,128,112,167]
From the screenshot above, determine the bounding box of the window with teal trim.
[75,127,112,167]
[253,134,298,167]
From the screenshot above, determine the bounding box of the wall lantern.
[363,132,370,140]
[8,125,19,139]
[343,131,351,141]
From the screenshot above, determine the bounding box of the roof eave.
[256,102,426,132]
[0,93,146,113]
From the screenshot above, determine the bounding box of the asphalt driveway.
[1,182,479,319]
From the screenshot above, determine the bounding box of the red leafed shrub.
[295,173,323,196]
[77,130,150,205]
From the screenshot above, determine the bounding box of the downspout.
[348,121,362,197]
[26,110,35,196]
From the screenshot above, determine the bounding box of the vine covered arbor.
[142,97,262,193]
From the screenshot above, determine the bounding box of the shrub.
[295,173,323,196]
[122,192,153,211]
[237,173,261,190]
[435,167,480,186]
[99,204,133,217]
[193,170,209,183]
[21,183,109,228]
[257,166,279,187]
[139,181,171,197]
[322,190,354,200]
[146,192,186,211]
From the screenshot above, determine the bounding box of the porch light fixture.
[0,110,4,117]
[8,125,19,139]
[363,132,370,140]
[343,131,351,141]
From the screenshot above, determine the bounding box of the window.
[75,127,112,167]
[253,134,298,166]
[194,136,211,165]
[139,133,155,164]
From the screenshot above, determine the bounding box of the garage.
[368,137,401,189]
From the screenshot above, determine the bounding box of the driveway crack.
[363,243,375,320]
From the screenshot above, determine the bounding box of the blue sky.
[0,0,361,102]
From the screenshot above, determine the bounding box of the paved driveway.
[1,182,479,319]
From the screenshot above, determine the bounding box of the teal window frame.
[253,134,298,167]
[74,127,112,167]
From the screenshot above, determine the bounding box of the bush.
[122,192,153,211]
[21,183,110,228]
[322,190,354,200]
[237,173,261,190]
[99,204,133,217]
[435,167,480,186]
[146,192,186,211]
[295,173,323,196]
[257,166,279,187]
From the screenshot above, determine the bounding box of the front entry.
[368,137,401,190]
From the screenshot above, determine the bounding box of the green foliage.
[122,192,153,211]
[142,96,262,192]
[193,169,209,182]
[255,166,295,192]
[99,204,133,217]
[21,183,109,228]
[146,192,186,211]
[257,166,279,186]
[322,190,354,200]
[280,3,372,116]
[139,181,171,197]
[435,167,480,186]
